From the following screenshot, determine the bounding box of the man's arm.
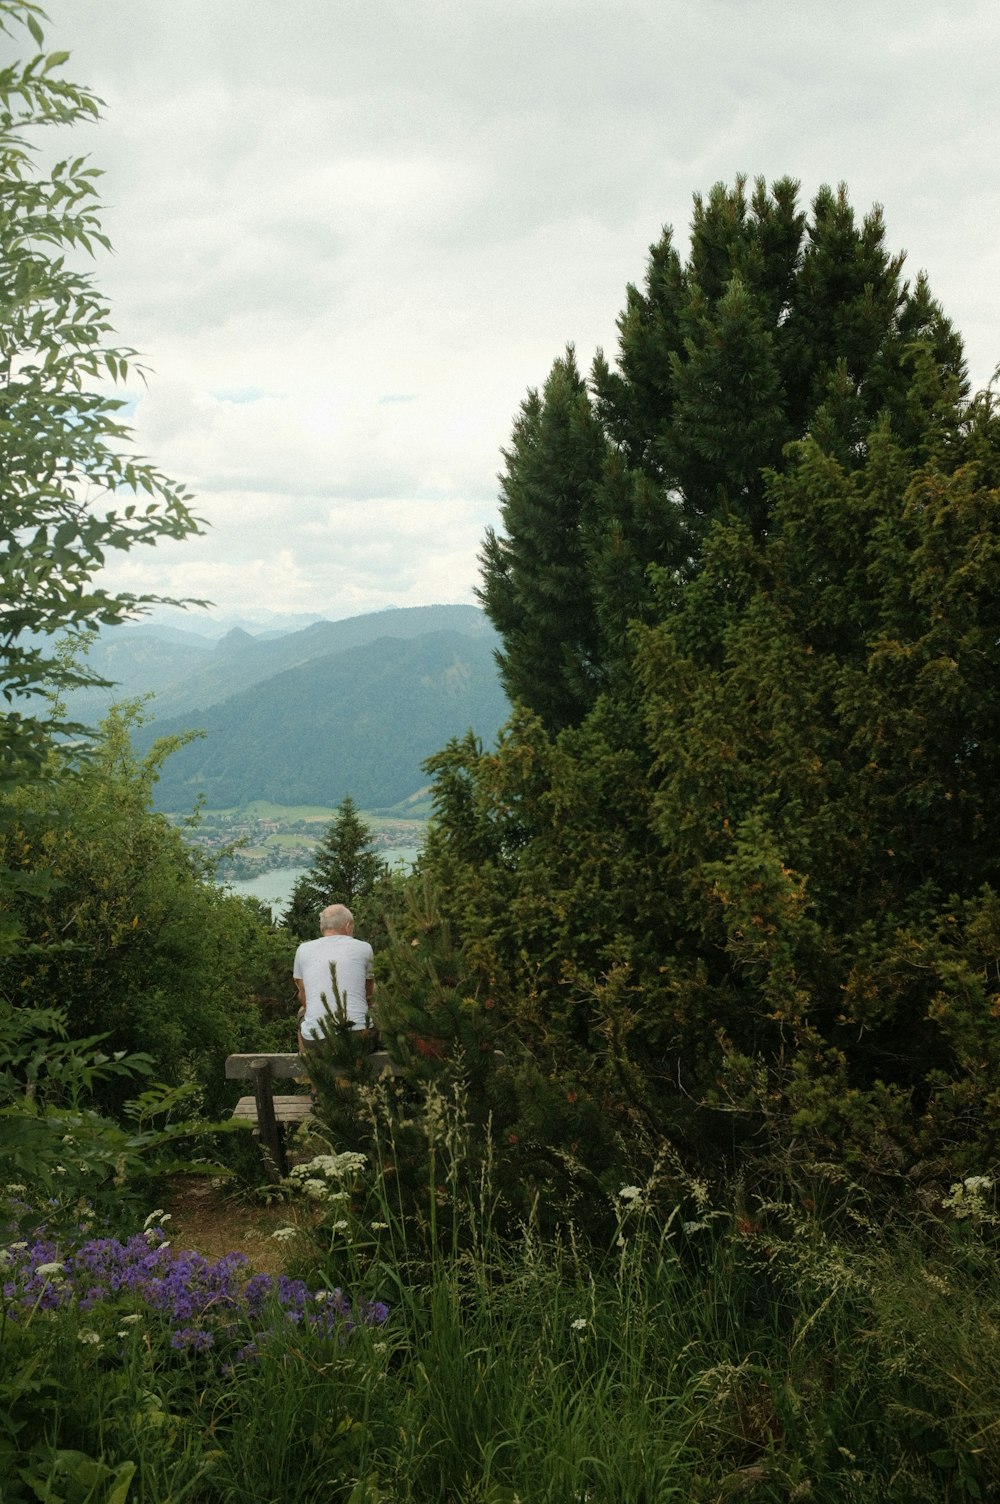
[295,978,306,1007]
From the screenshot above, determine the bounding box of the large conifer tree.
[479,177,966,734]
[424,178,1000,1190]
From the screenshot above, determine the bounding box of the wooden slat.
[233,1095,313,1123]
[226,1050,401,1080]
[226,1053,306,1080]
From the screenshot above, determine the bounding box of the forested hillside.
[135,627,508,810]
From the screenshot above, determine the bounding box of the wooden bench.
[225,1051,397,1180]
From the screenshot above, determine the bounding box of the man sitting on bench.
[293,902,376,1053]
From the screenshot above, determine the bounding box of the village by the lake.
[173,802,427,885]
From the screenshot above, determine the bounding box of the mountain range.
[65,605,509,812]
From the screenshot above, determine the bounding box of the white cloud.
[26,0,1000,619]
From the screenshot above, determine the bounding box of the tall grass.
[273,1092,1000,1503]
[4,1111,1000,1500]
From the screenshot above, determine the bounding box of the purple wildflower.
[171,1327,216,1352]
[2,1211,389,1369]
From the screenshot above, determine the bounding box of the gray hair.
[319,903,353,933]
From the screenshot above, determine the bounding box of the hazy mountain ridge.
[119,610,507,812]
[63,603,494,724]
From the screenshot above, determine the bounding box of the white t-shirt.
[293,933,375,1038]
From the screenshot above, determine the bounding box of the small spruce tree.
[282,796,390,942]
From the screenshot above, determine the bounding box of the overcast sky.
[33,0,1000,626]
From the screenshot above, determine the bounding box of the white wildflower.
[332,1219,349,1232]
[271,1226,299,1242]
[334,1150,367,1177]
[371,1221,389,1231]
[35,1261,66,1279]
[943,1175,995,1222]
[689,1177,710,1210]
[120,1314,142,1325]
[292,1151,367,1183]
[618,1185,642,1201]
[9,1241,28,1253]
[78,1329,102,1345]
[6,1184,27,1194]
[683,1220,709,1234]
[143,1209,170,1230]
[570,1317,589,1331]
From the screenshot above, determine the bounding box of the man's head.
[319,903,354,935]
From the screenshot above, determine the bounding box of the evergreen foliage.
[427,180,1000,1197]
[479,176,966,732]
[479,350,608,731]
[283,795,398,948]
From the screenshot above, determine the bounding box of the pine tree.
[481,176,966,733]
[477,348,609,730]
[283,796,389,941]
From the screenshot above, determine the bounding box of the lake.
[220,847,420,918]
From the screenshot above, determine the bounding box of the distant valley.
[64,604,509,813]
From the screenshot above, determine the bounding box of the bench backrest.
[225,1053,306,1080]
[225,1051,398,1080]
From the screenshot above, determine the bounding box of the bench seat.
[225,1049,404,1180]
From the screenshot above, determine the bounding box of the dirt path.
[164,1174,314,1276]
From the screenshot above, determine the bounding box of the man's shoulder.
[297,933,372,957]
[344,935,374,957]
[294,935,326,958]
